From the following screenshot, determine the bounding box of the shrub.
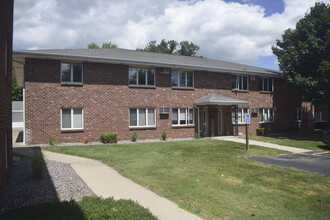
[131,132,138,142]
[83,138,89,144]
[49,135,57,146]
[100,132,118,144]
[315,121,328,130]
[31,152,44,180]
[161,130,167,140]
[195,133,200,139]
[256,128,265,136]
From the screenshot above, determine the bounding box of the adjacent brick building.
[13,48,327,145]
[0,0,13,201]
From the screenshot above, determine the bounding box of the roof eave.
[13,51,282,77]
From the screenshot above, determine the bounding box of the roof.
[194,93,249,106]
[13,48,281,76]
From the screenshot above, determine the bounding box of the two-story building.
[12,48,319,145]
[0,0,13,201]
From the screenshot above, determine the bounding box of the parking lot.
[249,150,330,176]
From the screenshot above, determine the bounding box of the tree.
[87,42,118,49]
[12,71,23,101]
[137,39,200,57]
[272,2,330,123]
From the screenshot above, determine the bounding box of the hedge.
[100,132,118,144]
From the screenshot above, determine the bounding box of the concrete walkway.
[214,136,311,153]
[13,148,201,220]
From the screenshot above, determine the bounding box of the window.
[172,108,194,125]
[294,108,302,121]
[129,67,155,86]
[61,63,83,83]
[315,112,324,122]
[259,77,273,91]
[61,108,83,130]
[5,131,8,170]
[259,108,274,123]
[4,40,8,79]
[232,75,248,90]
[171,70,194,88]
[232,108,249,124]
[129,108,156,127]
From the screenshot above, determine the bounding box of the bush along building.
[0,0,13,201]
[12,48,328,145]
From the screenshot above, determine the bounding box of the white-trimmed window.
[61,108,83,130]
[315,111,324,122]
[294,108,302,122]
[61,62,83,83]
[232,108,249,124]
[259,77,273,91]
[171,70,194,88]
[129,67,155,86]
[259,108,274,123]
[4,40,8,79]
[232,74,248,90]
[172,108,194,125]
[129,108,156,127]
[5,131,8,170]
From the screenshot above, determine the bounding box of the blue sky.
[13,0,328,71]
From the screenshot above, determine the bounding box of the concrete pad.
[41,151,202,220]
[214,136,311,153]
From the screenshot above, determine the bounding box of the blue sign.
[245,114,250,124]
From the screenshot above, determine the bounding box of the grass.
[0,197,157,220]
[44,140,330,219]
[248,131,328,150]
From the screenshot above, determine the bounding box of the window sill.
[129,126,156,130]
[171,87,194,91]
[232,89,249,93]
[61,129,84,133]
[172,125,195,128]
[259,91,273,94]
[295,120,302,123]
[129,85,156,89]
[61,82,83,87]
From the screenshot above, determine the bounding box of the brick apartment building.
[12,48,327,145]
[0,0,13,200]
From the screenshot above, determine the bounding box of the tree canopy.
[272,2,330,109]
[12,71,23,101]
[137,39,201,57]
[87,42,118,49]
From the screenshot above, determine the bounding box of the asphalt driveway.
[248,150,330,176]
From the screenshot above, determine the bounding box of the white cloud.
[13,0,330,68]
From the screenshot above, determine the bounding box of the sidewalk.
[13,147,202,220]
[214,136,311,153]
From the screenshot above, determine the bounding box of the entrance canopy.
[194,93,249,106]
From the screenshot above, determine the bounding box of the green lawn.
[45,140,330,219]
[0,197,157,220]
[248,131,328,150]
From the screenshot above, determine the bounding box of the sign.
[245,114,250,124]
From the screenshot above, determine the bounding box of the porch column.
[234,105,238,136]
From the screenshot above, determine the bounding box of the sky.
[13,0,329,70]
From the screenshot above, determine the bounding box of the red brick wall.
[0,0,13,201]
[24,58,313,145]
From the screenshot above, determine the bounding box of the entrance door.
[218,109,222,135]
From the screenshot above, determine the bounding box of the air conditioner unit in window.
[160,107,170,114]
[160,67,170,74]
[252,75,259,81]
[252,108,259,113]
